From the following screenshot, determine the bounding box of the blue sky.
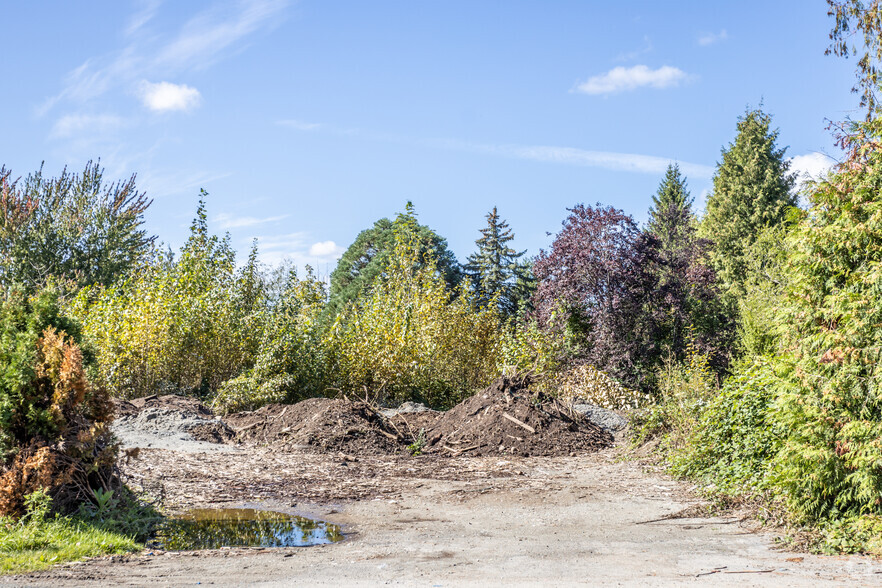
[0,1,858,274]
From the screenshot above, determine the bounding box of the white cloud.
[154,0,287,71]
[138,81,202,112]
[432,139,715,179]
[503,145,713,178]
[125,0,162,37]
[278,120,714,179]
[214,213,289,229]
[698,29,728,46]
[574,65,689,95]
[50,113,126,139]
[789,152,836,190]
[309,241,344,259]
[138,169,232,199]
[40,0,287,115]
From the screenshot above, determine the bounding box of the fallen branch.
[502,412,535,434]
[233,421,263,434]
[443,444,480,455]
[377,429,399,441]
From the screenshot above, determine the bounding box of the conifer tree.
[645,167,728,365]
[699,108,796,301]
[328,208,461,315]
[647,164,693,250]
[465,207,529,316]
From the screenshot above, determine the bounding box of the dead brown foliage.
[0,328,118,517]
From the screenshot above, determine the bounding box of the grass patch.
[0,487,160,575]
[0,514,140,575]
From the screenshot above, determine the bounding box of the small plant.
[21,490,52,526]
[631,335,716,450]
[407,429,427,456]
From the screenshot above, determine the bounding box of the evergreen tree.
[328,206,461,315]
[699,108,796,301]
[465,207,530,316]
[644,171,728,367]
[647,164,693,249]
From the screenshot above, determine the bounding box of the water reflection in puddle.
[152,508,344,550]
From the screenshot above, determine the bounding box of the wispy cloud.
[615,36,653,62]
[50,113,127,139]
[138,81,202,112]
[279,119,714,179]
[214,213,289,229]
[154,0,287,72]
[698,29,728,46]
[40,0,287,115]
[125,0,163,37]
[448,141,714,179]
[278,119,323,131]
[574,65,690,95]
[138,169,232,199]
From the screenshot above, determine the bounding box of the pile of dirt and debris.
[225,398,404,455]
[112,381,615,458]
[419,376,613,457]
[113,395,236,452]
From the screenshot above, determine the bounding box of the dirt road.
[5,443,881,587]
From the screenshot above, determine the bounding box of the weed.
[407,429,427,456]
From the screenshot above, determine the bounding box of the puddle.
[151,508,344,550]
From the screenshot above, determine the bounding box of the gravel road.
[5,442,882,587]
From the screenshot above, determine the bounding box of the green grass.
[0,515,141,575]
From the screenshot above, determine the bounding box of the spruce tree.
[647,164,693,250]
[465,207,529,316]
[699,108,796,301]
[645,168,728,366]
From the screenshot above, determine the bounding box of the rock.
[379,401,436,417]
[571,404,628,432]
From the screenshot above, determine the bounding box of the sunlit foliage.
[327,205,503,408]
[71,193,264,399]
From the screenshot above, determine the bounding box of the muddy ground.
[4,392,882,586]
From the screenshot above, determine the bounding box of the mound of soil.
[225,398,404,455]
[422,376,612,457]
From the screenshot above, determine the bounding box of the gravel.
[572,403,629,432]
[113,407,240,453]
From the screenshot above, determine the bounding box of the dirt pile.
[225,398,403,455]
[421,376,613,457]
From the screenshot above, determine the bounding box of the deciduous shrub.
[0,162,153,291]
[671,359,781,493]
[212,267,329,413]
[71,195,264,399]
[326,207,503,408]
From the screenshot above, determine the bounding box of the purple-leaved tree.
[532,203,659,389]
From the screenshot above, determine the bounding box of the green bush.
[326,206,504,408]
[631,338,716,450]
[213,267,329,413]
[70,194,264,399]
[671,359,782,493]
[0,287,116,517]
